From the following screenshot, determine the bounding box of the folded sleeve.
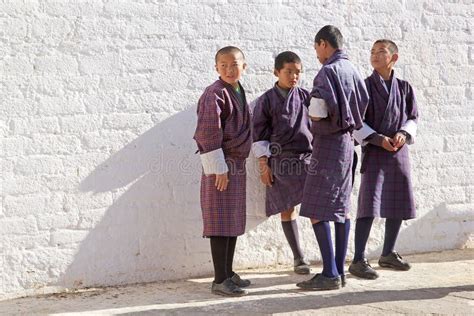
[308,97,329,118]
[252,140,271,158]
[400,119,417,145]
[251,96,272,158]
[194,89,229,175]
[353,122,377,146]
[199,148,228,175]
[310,68,339,118]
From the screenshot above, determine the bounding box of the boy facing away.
[193,46,252,297]
[252,51,313,275]
[350,39,418,279]
[297,25,369,291]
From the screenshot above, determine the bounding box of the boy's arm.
[308,68,333,121]
[194,90,228,176]
[251,96,272,158]
[399,120,416,145]
[353,123,377,146]
[366,133,397,151]
[399,83,418,145]
[308,97,328,121]
[251,96,274,186]
[354,123,398,151]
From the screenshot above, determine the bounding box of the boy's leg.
[225,237,237,278]
[281,208,310,274]
[210,236,247,296]
[352,151,358,187]
[226,237,251,287]
[382,218,402,256]
[334,219,351,286]
[313,221,338,278]
[226,236,236,277]
[210,236,229,284]
[379,219,411,270]
[348,217,379,279]
[296,221,340,290]
[353,217,374,262]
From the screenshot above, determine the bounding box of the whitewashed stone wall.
[1,0,472,300]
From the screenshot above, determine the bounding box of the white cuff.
[353,123,376,146]
[252,140,271,158]
[308,97,328,118]
[200,148,229,175]
[400,119,417,144]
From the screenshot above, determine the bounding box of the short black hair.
[274,51,302,70]
[215,46,245,63]
[314,25,343,49]
[373,39,399,54]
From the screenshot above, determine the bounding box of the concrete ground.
[0,249,473,315]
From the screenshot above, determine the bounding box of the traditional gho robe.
[300,50,369,223]
[353,70,418,220]
[252,84,312,216]
[194,79,252,236]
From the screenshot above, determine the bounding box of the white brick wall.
[1,0,472,300]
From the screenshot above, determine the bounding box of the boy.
[193,46,252,296]
[252,51,313,275]
[350,39,418,279]
[296,25,369,291]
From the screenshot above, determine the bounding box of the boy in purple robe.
[296,25,369,291]
[252,51,313,275]
[350,39,418,280]
[193,46,252,297]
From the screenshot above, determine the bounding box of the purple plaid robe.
[357,70,418,220]
[252,85,312,216]
[194,79,252,236]
[300,50,369,222]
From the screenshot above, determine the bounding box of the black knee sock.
[210,236,229,284]
[226,236,237,278]
[352,151,358,187]
[312,221,338,278]
[334,219,350,276]
[281,220,304,260]
[353,217,374,262]
[382,219,402,256]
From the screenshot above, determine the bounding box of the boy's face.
[314,40,328,64]
[370,43,398,70]
[274,62,302,90]
[215,52,246,87]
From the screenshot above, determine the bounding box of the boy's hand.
[392,132,407,149]
[215,172,229,191]
[381,136,398,152]
[258,157,273,187]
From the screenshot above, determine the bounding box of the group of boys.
[193,25,418,296]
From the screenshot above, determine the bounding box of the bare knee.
[281,208,297,221]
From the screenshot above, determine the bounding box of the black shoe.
[378,251,411,271]
[230,273,251,288]
[211,278,248,297]
[296,273,341,291]
[294,258,311,275]
[349,258,379,279]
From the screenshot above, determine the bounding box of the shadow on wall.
[365,202,473,260]
[60,107,208,288]
[59,106,268,288]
